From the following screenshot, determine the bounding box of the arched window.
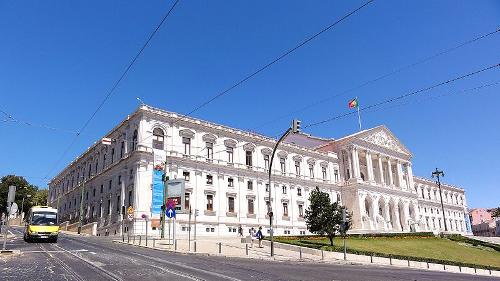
[152,128,165,150]
[132,130,138,151]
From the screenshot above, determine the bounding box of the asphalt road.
[1,227,499,281]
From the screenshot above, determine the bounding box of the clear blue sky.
[0,1,498,208]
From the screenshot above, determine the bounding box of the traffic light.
[292,119,301,133]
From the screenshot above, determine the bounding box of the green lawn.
[274,236,500,269]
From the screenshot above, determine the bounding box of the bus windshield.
[31,212,57,226]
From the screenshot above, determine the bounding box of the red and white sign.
[102,138,112,145]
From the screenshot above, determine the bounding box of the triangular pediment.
[359,126,411,155]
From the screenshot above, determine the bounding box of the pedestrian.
[256,226,264,248]
[249,227,256,248]
[238,224,243,237]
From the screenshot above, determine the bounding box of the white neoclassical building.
[48,105,472,236]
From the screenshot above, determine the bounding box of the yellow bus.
[24,206,59,243]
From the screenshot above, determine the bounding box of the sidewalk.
[114,236,500,278]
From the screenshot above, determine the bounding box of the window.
[132,130,138,151]
[88,164,92,177]
[95,159,99,174]
[228,178,234,187]
[206,142,213,160]
[100,185,104,193]
[282,185,287,194]
[428,190,431,199]
[118,175,122,185]
[334,169,339,182]
[185,193,190,210]
[182,137,191,155]
[265,184,270,192]
[120,141,125,158]
[280,158,286,174]
[247,181,253,190]
[129,169,134,180]
[116,196,120,212]
[108,179,112,190]
[227,147,233,163]
[206,194,213,211]
[322,167,327,180]
[245,151,252,166]
[298,204,303,217]
[283,203,288,217]
[297,188,302,196]
[128,190,133,206]
[93,188,96,197]
[228,197,235,213]
[111,148,115,163]
[295,161,301,175]
[206,175,213,185]
[107,199,111,215]
[264,155,270,170]
[309,164,314,178]
[248,199,254,214]
[183,171,190,182]
[103,154,107,168]
[150,128,165,149]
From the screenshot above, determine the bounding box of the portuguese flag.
[348,98,358,108]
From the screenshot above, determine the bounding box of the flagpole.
[356,97,362,131]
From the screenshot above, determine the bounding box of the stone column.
[396,161,404,189]
[378,155,385,186]
[393,204,401,231]
[387,158,394,187]
[407,163,414,192]
[371,196,380,230]
[402,202,410,231]
[347,150,353,180]
[350,146,361,180]
[366,151,375,183]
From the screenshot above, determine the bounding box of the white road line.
[24,249,89,253]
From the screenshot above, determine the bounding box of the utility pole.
[432,168,447,232]
[161,157,168,239]
[268,119,301,257]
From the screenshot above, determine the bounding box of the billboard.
[166,179,185,213]
[151,149,166,215]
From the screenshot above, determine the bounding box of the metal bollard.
[370,255,373,263]
[133,235,136,244]
[218,242,222,254]
[139,236,142,245]
[407,259,410,267]
[127,235,130,244]
[153,238,156,248]
[321,250,324,260]
[174,239,178,251]
[427,262,429,269]
[474,268,476,274]
[246,244,249,256]
[194,241,197,252]
[443,264,446,270]
[389,256,392,265]
[146,235,148,247]
[459,266,461,272]
[299,247,302,260]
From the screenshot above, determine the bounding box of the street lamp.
[267,119,301,257]
[431,168,447,232]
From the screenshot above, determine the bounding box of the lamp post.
[267,119,300,257]
[432,168,447,232]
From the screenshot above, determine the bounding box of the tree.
[0,175,41,216]
[305,187,351,246]
[491,207,500,218]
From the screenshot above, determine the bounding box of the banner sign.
[151,149,166,215]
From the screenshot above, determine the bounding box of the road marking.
[24,249,89,253]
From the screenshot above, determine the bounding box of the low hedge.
[272,236,500,271]
[445,234,500,252]
[275,232,435,241]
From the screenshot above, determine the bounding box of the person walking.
[256,226,264,248]
[249,227,256,248]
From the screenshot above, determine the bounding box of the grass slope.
[274,236,500,269]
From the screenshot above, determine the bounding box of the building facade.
[469,208,498,236]
[48,105,471,236]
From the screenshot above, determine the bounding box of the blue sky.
[0,1,498,208]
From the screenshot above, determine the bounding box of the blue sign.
[151,169,165,215]
[166,208,176,219]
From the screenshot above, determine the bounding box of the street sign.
[127,206,134,215]
[7,186,16,203]
[166,208,176,219]
[141,213,149,220]
[127,213,134,221]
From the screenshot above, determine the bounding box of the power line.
[177,0,375,119]
[43,0,181,180]
[303,62,500,129]
[251,27,500,130]
[0,108,79,134]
